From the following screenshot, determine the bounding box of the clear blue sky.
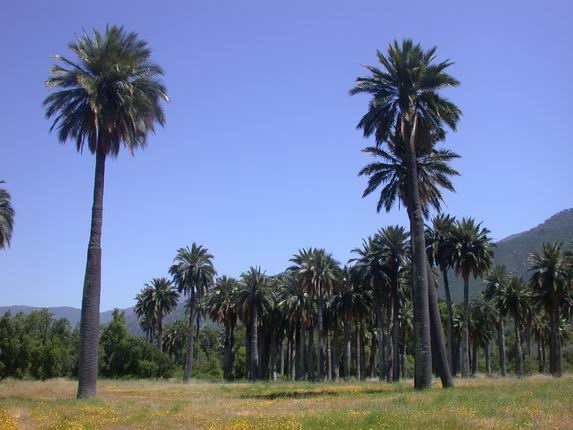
[1,0,572,310]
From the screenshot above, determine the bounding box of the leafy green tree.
[43,26,168,398]
[351,39,461,389]
[169,243,216,383]
[529,242,572,377]
[236,267,272,380]
[204,276,239,380]
[451,218,494,378]
[0,181,15,249]
[100,309,129,377]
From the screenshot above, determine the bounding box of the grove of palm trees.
[1,8,573,429]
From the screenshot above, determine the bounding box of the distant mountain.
[444,208,573,302]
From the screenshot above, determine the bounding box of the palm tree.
[529,242,572,377]
[483,265,510,376]
[351,39,461,390]
[331,266,371,380]
[426,214,457,370]
[204,276,239,380]
[134,288,156,342]
[43,26,168,399]
[496,275,530,376]
[359,134,459,217]
[290,248,339,381]
[279,270,312,380]
[451,217,494,378]
[164,320,188,366]
[0,181,14,250]
[169,244,216,383]
[144,278,179,352]
[236,267,272,380]
[350,237,388,381]
[375,226,409,382]
[470,294,497,374]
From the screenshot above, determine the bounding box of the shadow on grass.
[240,386,401,400]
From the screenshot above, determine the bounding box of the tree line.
[135,232,572,383]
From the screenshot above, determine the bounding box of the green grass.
[1,376,571,429]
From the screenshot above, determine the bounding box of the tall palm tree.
[169,243,216,383]
[496,275,530,376]
[350,237,388,381]
[290,248,339,381]
[357,131,458,387]
[0,181,14,250]
[483,265,510,376]
[351,39,461,389]
[144,278,179,352]
[236,267,272,380]
[204,276,239,380]
[43,26,168,398]
[279,270,312,380]
[331,266,371,380]
[451,218,494,378]
[375,226,409,382]
[426,214,457,370]
[529,242,572,377]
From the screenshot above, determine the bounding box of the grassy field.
[0,376,572,429]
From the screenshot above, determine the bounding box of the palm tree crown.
[44,25,168,156]
[0,181,15,249]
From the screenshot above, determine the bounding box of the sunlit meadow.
[1,376,572,429]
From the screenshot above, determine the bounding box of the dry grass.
[0,375,572,429]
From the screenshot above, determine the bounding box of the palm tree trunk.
[370,334,376,379]
[427,261,454,387]
[485,341,491,375]
[461,275,470,378]
[471,341,478,376]
[223,324,232,380]
[308,325,315,380]
[326,334,332,381]
[441,267,455,371]
[376,301,386,382]
[392,281,400,381]
[514,316,523,377]
[183,297,196,383]
[356,321,362,380]
[401,345,407,379]
[386,302,394,382]
[318,293,326,381]
[344,317,351,381]
[77,149,106,399]
[157,312,164,353]
[297,320,304,380]
[279,338,285,376]
[250,304,259,380]
[551,301,562,377]
[403,115,433,390]
[245,320,251,379]
[498,319,507,377]
[270,335,277,381]
[537,337,544,373]
[332,323,340,381]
